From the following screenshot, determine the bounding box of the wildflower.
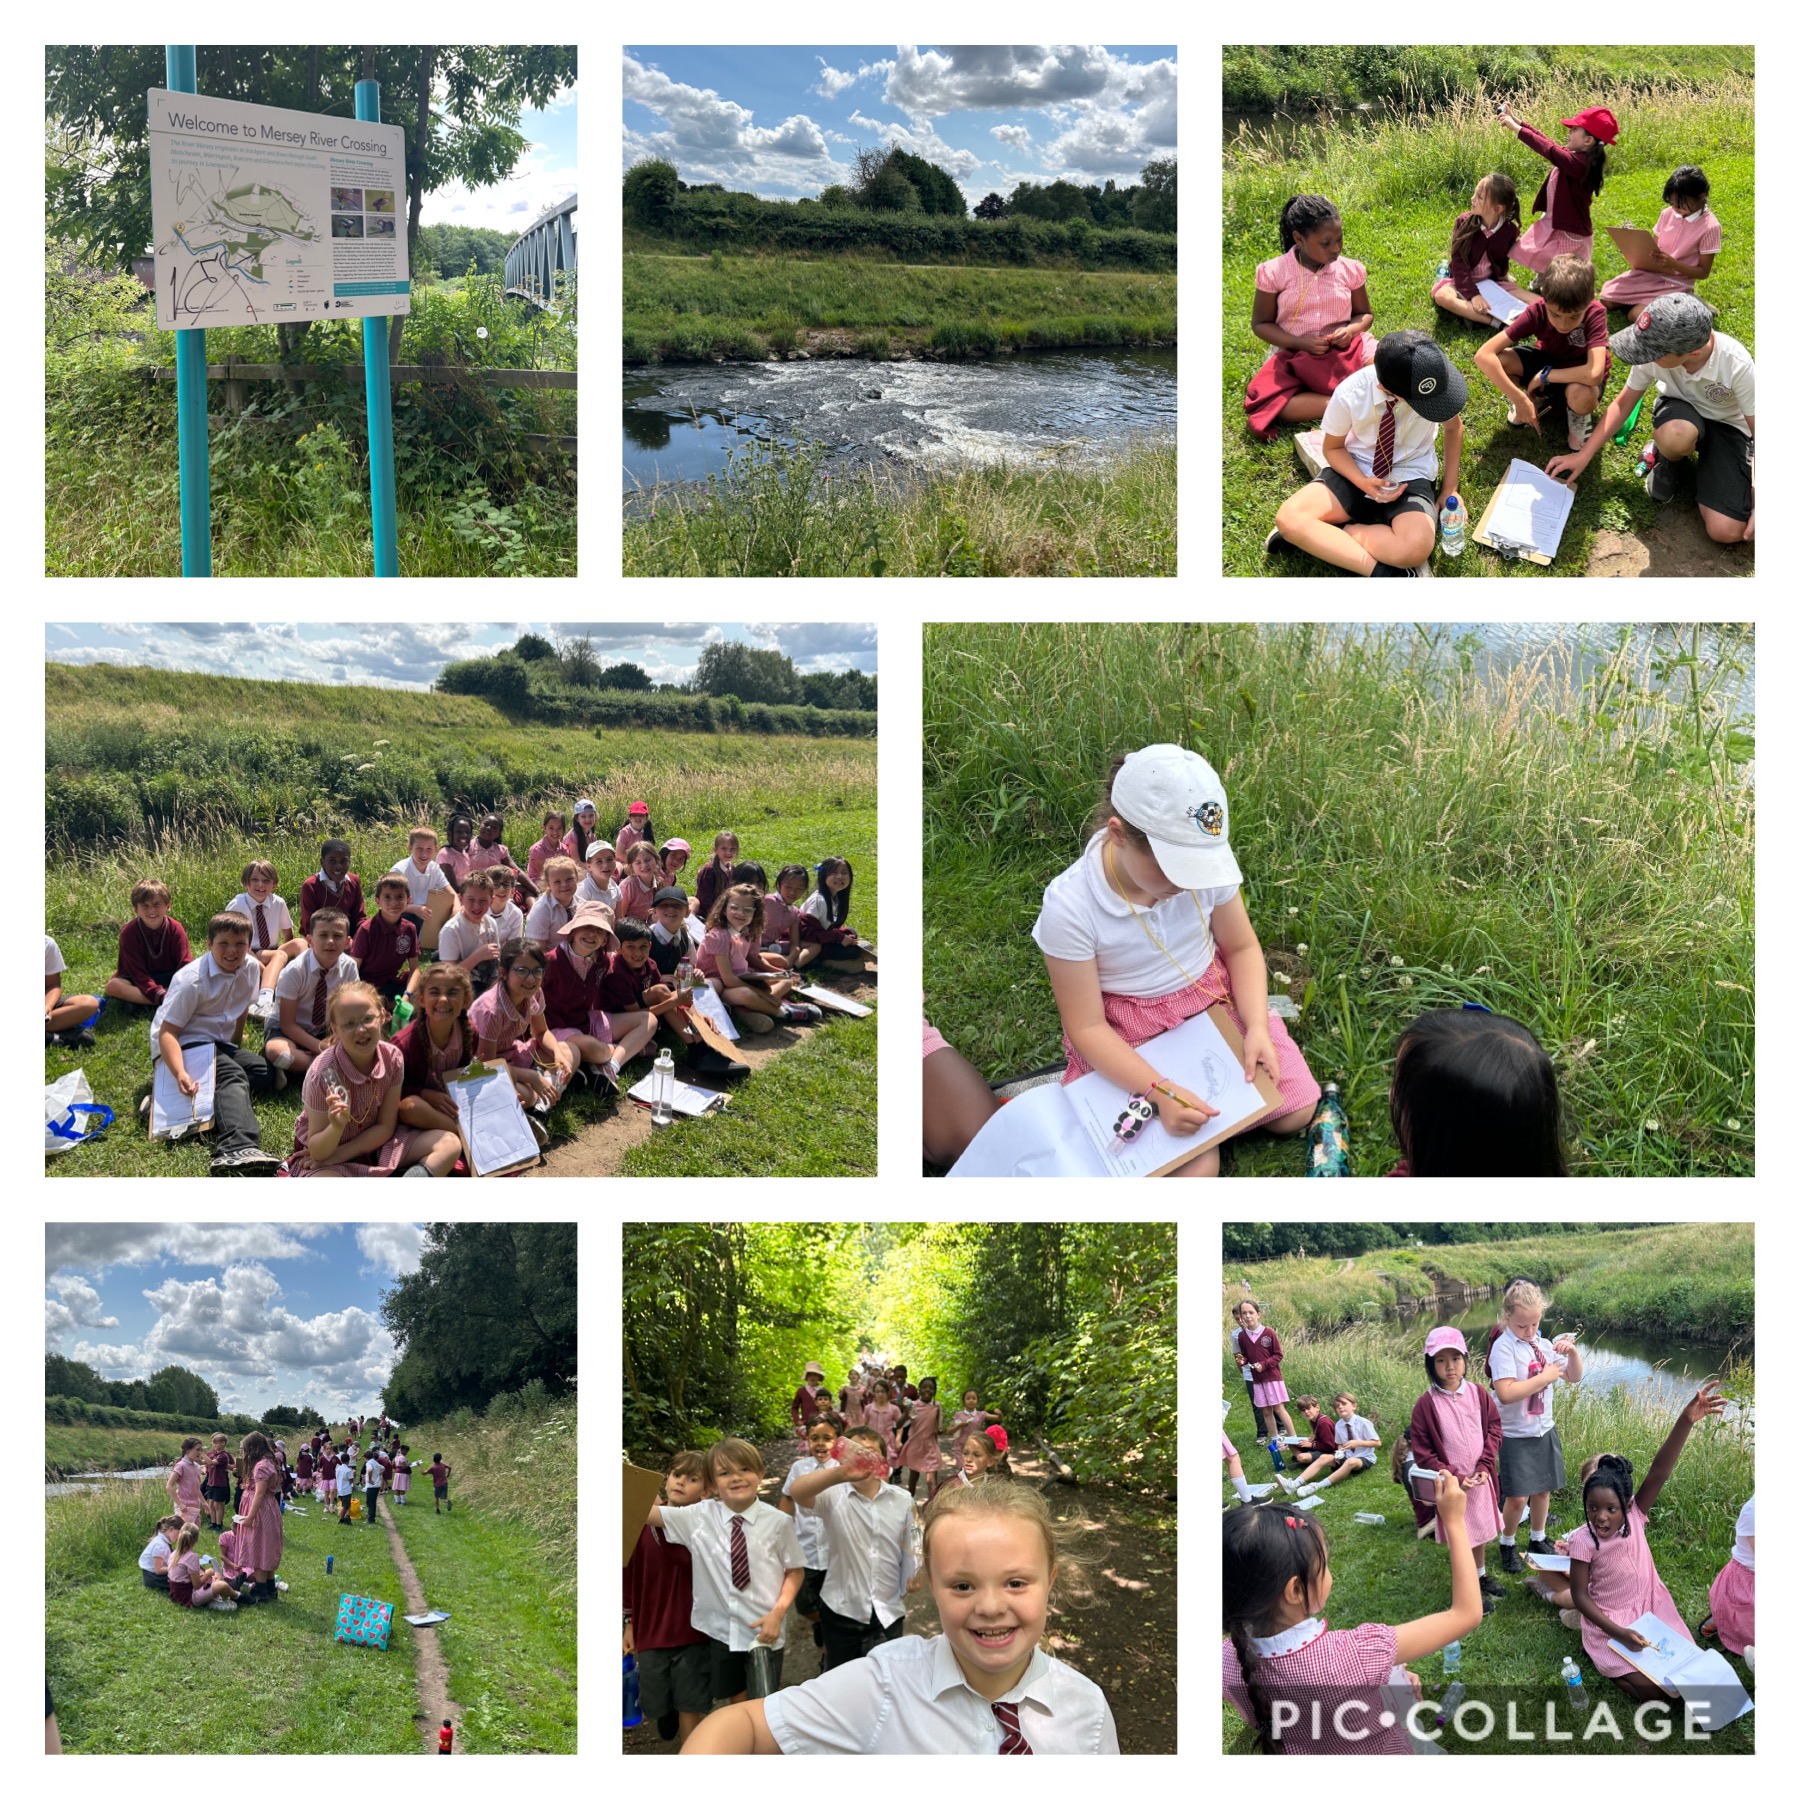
[1441,963,1454,975]
[476,327,489,340]
[1475,965,1490,976]
[1287,906,1299,916]
[1399,975,1414,989]
[373,739,389,747]
[1644,1117,1661,1132]
[1296,943,1308,956]
[1389,955,1403,967]
[1726,1117,1742,1132]
[1272,970,1291,985]
[1360,966,1373,981]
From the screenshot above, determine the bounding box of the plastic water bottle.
[1561,1657,1588,1711]
[1353,1511,1386,1524]
[1435,258,1450,280]
[1436,1680,1466,1726]
[387,994,415,1036]
[623,1653,644,1728]
[1305,1083,1350,1177]
[1443,1638,1461,1674]
[1268,1439,1286,1472]
[1634,443,1658,479]
[1438,495,1465,557]
[326,1555,333,1574]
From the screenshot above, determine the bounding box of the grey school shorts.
[1310,468,1438,525]
[637,1641,712,1716]
[1499,1424,1565,1497]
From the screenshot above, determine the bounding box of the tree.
[1040,179,1094,223]
[886,149,966,217]
[802,669,876,710]
[598,660,653,691]
[623,155,679,230]
[973,191,1008,221]
[818,184,853,208]
[45,44,576,362]
[147,1363,220,1418]
[560,635,600,687]
[510,631,558,662]
[691,641,803,704]
[435,651,530,711]
[45,1353,109,1403]
[1132,157,1176,234]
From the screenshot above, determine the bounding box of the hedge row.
[47,1395,265,1435]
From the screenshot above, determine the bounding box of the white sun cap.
[1110,744,1243,890]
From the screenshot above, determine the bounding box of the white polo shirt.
[437,910,499,967]
[806,1479,919,1626]
[524,893,571,945]
[1489,1328,1567,1438]
[388,856,453,907]
[656,1496,803,1652]
[1033,832,1234,999]
[225,890,295,948]
[1321,364,1441,483]
[491,901,525,944]
[576,875,623,913]
[150,950,261,1055]
[781,1457,830,1567]
[273,947,361,1025]
[763,1633,1120,1754]
[46,936,65,979]
[1623,330,1755,438]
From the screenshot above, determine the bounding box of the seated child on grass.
[1599,165,1721,321]
[560,799,601,866]
[700,884,818,1033]
[728,863,792,974]
[1474,252,1610,450]
[694,830,741,920]
[1275,1392,1380,1498]
[577,841,623,912]
[1702,1493,1755,1663]
[45,935,102,1048]
[166,1523,237,1610]
[468,937,577,1112]
[469,812,535,896]
[300,839,365,936]
[265,909,359,1077]
[1267,329,1466,577]
[283,979,462,1177]
[525,856,580,946]
[617,841,663,924]
[617,800,656,861]
[105,879,193,1010]
[542,903,635,1093]
[659,837,692,888]
[598,915,681,1062]
[225,860,296,1012]
[388,827,456,952]
[486,864,526,945]
[139,1513,186,1590]
[763,864,816,970]
[434,872,503,997]
[348,876,420,1006]
[1432,172,1528,325]
[527,811,567,889]
[1290,1395,1340,1475]
[801,856,866,957]
[436,814,477,886]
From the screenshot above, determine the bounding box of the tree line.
[416,222,516,280]
[1224,1221,1663,1262]
[46,1352,325,1431]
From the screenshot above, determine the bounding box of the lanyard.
[1104,843,1208,988]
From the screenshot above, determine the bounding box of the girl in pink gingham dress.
[948,1390,1002,1472]
[1033,746,1320,1179]
[1408,1328,1505,1610]
[862,1381,902,1464]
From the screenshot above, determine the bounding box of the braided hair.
[1223,1503,1330,1754]
[1279,194,1340,255]
[1581,1454,1635,1539]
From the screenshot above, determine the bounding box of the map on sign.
[148,87,410,331]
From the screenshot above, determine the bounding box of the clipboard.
[622,1462,665,1566]
[151,1042,216,1139]
[687,1003,749,1066]
[448,1059,541,1177]
[1605,225,1663,272]
[1472,457,1575,565]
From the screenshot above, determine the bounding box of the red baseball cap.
[1560,106,1619,144]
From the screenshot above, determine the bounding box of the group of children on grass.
[925,742,1572,1175]
[45,803,869,1176]
[1246,98,1753,573]
[624,1359,1118,1753]
[142,1416,453,1614]
[1222,1280,1755,1751]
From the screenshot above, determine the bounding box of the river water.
[622,347,1177,494]
[45,1465,166,1499]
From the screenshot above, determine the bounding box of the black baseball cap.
[652,886,688,908]
[1373,329,1468,422]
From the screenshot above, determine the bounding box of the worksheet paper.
[797,984,872,1017]
[627,1072,728,1117]
[449,1065,540,1176]
[688,983,739,1040]
[1487,458,1575,555]
[1476,279,1528,324]
[948,1007,1270,1177]
[151,1042,215,1138]
[1605,1613,1753,1724]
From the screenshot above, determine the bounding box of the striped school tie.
[1371,398,1397,479]
[253,901,270,949]
[729,1514,750,1589]
[311,968,329,1036]
[993,1701,1033,1754]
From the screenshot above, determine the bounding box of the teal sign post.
[153,47,408,576]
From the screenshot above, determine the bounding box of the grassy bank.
[1224,1224,1752,1338]
[1221,1326,1756,1755]
[47,1423,190,1477]
[625,253,1175,363]
[626,437,1174,577]
[923,623,1753,1175]
[1223,76,1754,576]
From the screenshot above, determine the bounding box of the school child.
[598,916,678,1059]
[393,1445,412,1505]
[300,839,366,936]
[265,909,360,1076]
[105,879,193,1010]
[336,1446,356,1522]
[862,1381,903,1464]
[282,980,462,1177]
[896,1376,945,1499]
[1565,1382,1728,1705]
[469,938,577,1113]
[486,865,527,944]
[394,963,478,1135]
[234,1430,285,1602]
[1474,252,1611,449]
[1545,292,1754,545]
[1229,1303,1272,1440]
[150,914,284,1175]
[470,813,536,898]
[726,865,791,973]
[1407,1328,1506,1614]
[1231,1300,1296,1440]
[1276,1393,1381,1499]
[203,1433,235,1530]
[700,884,818,1032]
[1702,1492,1754,1661]
[628,1451,715,1746]
[1266,329,1466,576]
[659,837,692,887]
[437,815,477,886]
[295,1439,313,1499]
[647,1438,805,1708]
[694,830,741,921]
[1599,166,1721,319]
[1431,173,1527,325]
[948,1391,1002,1472]
[1390,1427,1439,1536]
[839,1371,867,1429]
[215,1527,251,1594]
[44,936,102,1048]
[649,887,703,973]
[527,812,567,889]
[165,1523,238,1611]
[762,864,814,969]
[616,800,656,860]
[791,1363,832,1438]
[430,1452,452,1512]
[1488,1279,1584,1572]
[1244,194,1376,438]
[781,1419,840,1651]
[435,873,503,997]
[349,876,422,1006]
[689,1477,1118,1753]
[362,1443,384,1522]
[388,827,456,951]
[1498,99,1615,274]
[617,841,663,923]
[1289,1396,1339,1475]
[577,841,623,912]
[560,799,602,866]
[1034,745,1320,1176]
[226,860,296,1011]
[1386,1008,1567,1176]
[543,903,638,1091]
[800,856,865,957]
[139,1513,184,1590]
[1222,1390,1259,1506]
[789,1427,921,1669]
[525,856,581,945]
[1223,1478,1481,1754]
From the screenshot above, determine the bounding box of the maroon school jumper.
[348,913,418,989]
[1445,212,1521,299]
[300,872,366,934]
[391,1014,477,1097]
[1240,1326,1285,1386]
[599,952,654,1015]
[1505,298,1613,377]
[541,943,606,1034]
[115,915,192,1003]
[1519,123,1596,237]
[1407,1383,1501,1535]
[623,1520,709,1652]
[694,859,734,922]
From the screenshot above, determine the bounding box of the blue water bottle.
[326,1554,334,1574]
[1443,1638,1462,1674]
[1305,1083,1350,1176]
[1268,1438,1286,1472]
[623,1653,644,1729]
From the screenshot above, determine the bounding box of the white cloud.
[844,111,981,178]
[47,1223,334,1276]
[990,123,1034,154]
[48,1276,118,1331]
[356,1222,425,1279]
[813,58,860,100]
[883,44,1124,113]
[422,147,578,238]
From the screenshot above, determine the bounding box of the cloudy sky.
[45,622,878,690]
[45,1224,427,1418]
[622,44,1177,205]
[420,81,576,237]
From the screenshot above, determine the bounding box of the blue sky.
[622,45,1176,205]
[421,79,576,236]
[45,1224,431,1418]
[45,622,878,689]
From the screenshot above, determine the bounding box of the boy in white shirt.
[780,1417,840,1650]
[485,866,526,945]
[226,858,297,1017]
[649,1437,804,1707]
[264,909,360,1075]
[436,872,503,995]
[1268,328,1468,576]
[389,828,456,952]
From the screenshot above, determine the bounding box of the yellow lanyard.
[1105,843,1209,989]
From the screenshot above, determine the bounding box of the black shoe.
[1480,1573,1508,1598]
[209,1146,282,1176]
[1527,1537,1556,1561]
[1499,1540,1524,1575]
[1481,1593,1497,1614]
[1263,525,1300,558]
[1371,559,1429,578]
[656,1711,679,1741]
[1645,454,1681,504]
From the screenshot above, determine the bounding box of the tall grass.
[46,1478,167,1589]
[1551,1223,1754,1341]
[48,1425,197,1477]
[924,623,1753,1174]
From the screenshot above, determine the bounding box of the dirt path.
[378,1502,461,1754]
[527,966,876,1177]
[1585,498,1755,576]
[624,1431,1176,1755]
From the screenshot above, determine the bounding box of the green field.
[45,664,877,1177]
[1224,71,1754,576]
[924,622,1753,1176]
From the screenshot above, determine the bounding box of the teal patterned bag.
[334,1592,394,1649]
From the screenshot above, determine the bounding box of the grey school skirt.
[1499,1425,1565,1497]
